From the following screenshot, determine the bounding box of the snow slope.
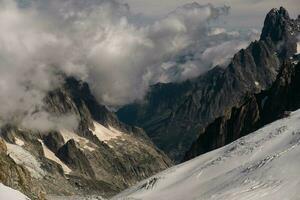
[38,139,72,174]
[90,121,122,142]
[60,129,96,151]
[14,137,25,146]
[113,109,300,200]
[0,183,29,200]
[5,143,46,179]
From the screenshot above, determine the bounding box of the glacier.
[0,183,29,200]
[113,109,300,200]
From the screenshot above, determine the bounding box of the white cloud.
[0,0,260,130]
[124,0,300,28]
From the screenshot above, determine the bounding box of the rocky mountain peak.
[261,7,290,41]
[0,76,172,198]
[117,7,299,162]
[260,7,299,57]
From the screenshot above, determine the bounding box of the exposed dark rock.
[183,95,261,161]
[261,7,299,57]
[43,131,65,153]
[57,140,95,178]
[0,75,172,198]
[259,59,300,124]
[117,7,300,162]
[184,57,300,161]
[65,77,150,141]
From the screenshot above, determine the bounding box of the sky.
[124,0,300,28]
[0,0,298,131]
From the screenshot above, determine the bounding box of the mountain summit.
[117,7,300,162]
[261,7,299,57]
[0,6,300,200]
[0,77,172,199]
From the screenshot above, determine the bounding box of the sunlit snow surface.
[0,183,29,200]
[6,143,46,179]
[90,121,122,142]
[114,109,300,200]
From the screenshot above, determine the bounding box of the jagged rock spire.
[261,7,299,57]
[261,7,290,41]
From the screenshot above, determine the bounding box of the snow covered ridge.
[113,109,300,200]
[0,183,29,200]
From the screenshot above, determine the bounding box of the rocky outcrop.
[0,139,7,153]
[57,140,95,178]
[261,7,299,57]
[43,131,65,153]
[117,7,300,162]
[0,77,172,198]
[259,58,300,124]
[184,56,300,161]
[0,139,45,200]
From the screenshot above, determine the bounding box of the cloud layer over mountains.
[0,0,259,130]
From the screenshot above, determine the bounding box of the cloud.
[124,0,300,28]
[0,0,82,130]
[20,112,78,132]
[0,0,259,131]
[84,2,252,104]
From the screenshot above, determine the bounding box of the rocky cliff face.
[184,56,300,161]
[0,77,172,198]
[261,7,298,57]
[0,139,44,200]
[117,7,300,162]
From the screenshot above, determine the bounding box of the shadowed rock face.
[184,56,300,161]
[117,7,300,162]
[0,77,172,198]
[261,7,298,57]
[0,6,299,199]
[43,131,65,153]
[57,139,96,178]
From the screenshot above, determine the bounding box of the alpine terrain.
[0,77,171,199]
[114,109,300,200]
[118,7,300,162]
[0,1,299,200]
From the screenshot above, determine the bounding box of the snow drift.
[0,183,29,200]
[114,109,300,200]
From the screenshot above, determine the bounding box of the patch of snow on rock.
[14,137,25,146]
[5,143,45,179]
[60,129,95,152]
[38,139,72,174]
[90,121,122,142]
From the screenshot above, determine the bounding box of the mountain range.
[0,77,171,199]
[117,7,300,162]
[0,6,300,200]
